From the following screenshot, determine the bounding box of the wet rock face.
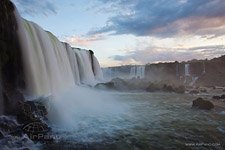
[0,0,25,115]
[0,116,20,136]
[212,94,225,100]
[192,98,214,110]
[16,100,52,142]
[0,116,36,149]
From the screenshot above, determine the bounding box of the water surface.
[44,92,225,150]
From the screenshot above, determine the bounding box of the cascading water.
[64,43,81,85]
[202,62,206,74]
[103,65,145,81]
[184,64,190,76]
[16,16,74,96]
[93,55,104,81]
[176,63,179,77]
[2,5,107,134]
[14,10,103,97]
[130,66,145,79]
[130,66,136,78]
[74,48,97,85]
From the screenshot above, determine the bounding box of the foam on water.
[47,86,129,142]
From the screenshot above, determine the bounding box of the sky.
[13,0,225,67]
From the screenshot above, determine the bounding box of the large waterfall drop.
[14,10,103,97]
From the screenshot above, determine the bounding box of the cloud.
[12,0,57,16]
[64,34,105,47]
[89,0,225,38]
[109,45,225,64]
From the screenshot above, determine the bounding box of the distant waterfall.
[130,66,145,79]
[103,65,145,81]
[185,64,190,76]
[176,63,179,77]
[202,62,206,74]
[14,9,103,97]
[130,66,136,78]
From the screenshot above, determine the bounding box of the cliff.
[0,0,103,115]
[103,55,225,87]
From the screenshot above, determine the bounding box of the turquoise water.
[44,92,225,150]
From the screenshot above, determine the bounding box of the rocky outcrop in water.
[192,98,214,110]
[146,83,185,93]
[212,94,225,100]
[0,116,37,149]
[95,82,115,90]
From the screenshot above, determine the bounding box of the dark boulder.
[111,78,129,91]
[192,98,214,110]
[0,131,3,139]
[220,94,225,99]
[174,85,186,94]
[17,101,48,124]
[146,83,160,92]
[0,116,21,136]
[212,95,225,100]
[189,90,199,94]
[3,88,25,115]
[162,84,174,92]
[213,96,221,100]
[95,82,115,90]
[200,89,207,93]
[16,101,52,142]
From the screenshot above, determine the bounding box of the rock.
[200,89,207,93]
[220,94,225,99]
[189,90,199,94]
[0,116,21,136]
[95,82,115,90]
[162,84,174,92]
[192,98,214,110]
[0,131,4,139]
[111,78,129,91]
[213,96,221,100]
[146,83,160,92]
[17,101,48,124]
[212,95,225,100]
[15,101,52,142]
[174,85,186,94]
[3,89,25,115]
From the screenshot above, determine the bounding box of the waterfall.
[13,9,103,97]
[202,62,206,74]
[130,66,136,78]
[103,65,145,81]
[185,64,190,76]
[93,55,104,81]
[130,66,145,79]
[176,63,179,77]
[74,49,96,85]
[64,43,81,85]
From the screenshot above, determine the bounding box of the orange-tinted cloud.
[64,34,105,47]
